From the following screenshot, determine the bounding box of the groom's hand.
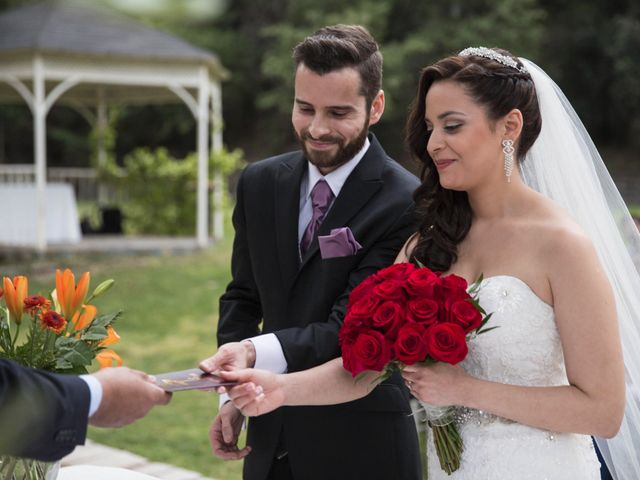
[199,341,256,373]
[210,401,250,460]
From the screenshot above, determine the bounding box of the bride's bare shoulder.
[529,194,595,263]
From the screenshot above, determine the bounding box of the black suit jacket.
[218,135,422,480]
[0,359,90,461]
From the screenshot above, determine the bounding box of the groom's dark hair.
[293,24,382,108]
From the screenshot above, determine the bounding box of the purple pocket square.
[318,227,362,259]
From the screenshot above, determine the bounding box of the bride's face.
[424,80,505,192]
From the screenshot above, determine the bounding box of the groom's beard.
[296,119,369,171]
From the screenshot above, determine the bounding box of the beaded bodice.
[425,276,600,479]
[462,275,567,388]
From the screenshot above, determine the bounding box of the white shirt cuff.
[80,374,103,418]
[249,333,288,374]
[219,392,231,407]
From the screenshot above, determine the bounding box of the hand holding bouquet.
[339,262,495,474]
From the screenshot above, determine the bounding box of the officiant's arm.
[218,357,381,417]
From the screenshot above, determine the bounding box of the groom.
[200,25,421,480]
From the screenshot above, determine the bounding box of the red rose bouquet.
[339,262,495,475]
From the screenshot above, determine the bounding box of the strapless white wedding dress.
[426,275,601,479]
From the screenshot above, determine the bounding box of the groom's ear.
[368,90,385,126]
[501,108,524,142]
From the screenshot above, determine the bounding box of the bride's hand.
[218,369,285,417]
[401,362,470,406]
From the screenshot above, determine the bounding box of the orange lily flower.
[96,349,123,368]
[72,304,97,331]
[56,269,90,320]
[3,276,29,324]
[100,326,120,346]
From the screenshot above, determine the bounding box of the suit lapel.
[299,134,386,268]
[275,153,306,293]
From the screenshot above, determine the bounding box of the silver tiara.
[459,47,528,74]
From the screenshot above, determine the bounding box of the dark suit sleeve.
[217,168,263,345]
[275,202,417,372]
[0,359,90,461]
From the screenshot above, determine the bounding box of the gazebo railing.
[0,164,108,202]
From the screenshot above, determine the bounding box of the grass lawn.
[20,234,244,479]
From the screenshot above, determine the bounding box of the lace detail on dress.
[425,276,601,479]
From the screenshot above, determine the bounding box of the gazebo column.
[33,55,47,253]
[196,66,210,247]
[96,87,108,204]
[210,80,223,241]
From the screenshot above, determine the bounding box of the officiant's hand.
[199,341,256,374]
[217,369,285,417]
[89,367,172,428]
[210,401,250,460]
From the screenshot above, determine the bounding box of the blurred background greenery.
[0,0,638,169]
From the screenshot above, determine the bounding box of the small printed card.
[153,368,238,392]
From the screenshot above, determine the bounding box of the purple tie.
[300,179,334,256]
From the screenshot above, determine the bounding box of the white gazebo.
[0,0,229,251]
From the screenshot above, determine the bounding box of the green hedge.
[101,147,244,235]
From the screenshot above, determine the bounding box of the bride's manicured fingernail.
[255,385,264,395]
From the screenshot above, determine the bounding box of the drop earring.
[502,139,514,182]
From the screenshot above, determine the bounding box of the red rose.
[395,323,429,365]
[348,295,381,323]
[39,310,67,334]
[438,274,471,311]
[449,299,482,333]
[374,279,406,302]
[405,267,439,297]
[372,301,405,339]
[441,274,468,290]
[342,328,392,377]
[377,262,416,281]
[425,323,468,365]
[406,298,439,326]
[339,320,363,374]
[348,274,381,307]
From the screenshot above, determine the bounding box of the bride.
[219,48,640,479]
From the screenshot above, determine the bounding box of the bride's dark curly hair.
[406,48,542,271]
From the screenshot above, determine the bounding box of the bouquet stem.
[420,402,463,476]
[430,422,463,474]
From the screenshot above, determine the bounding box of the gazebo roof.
[0,0,225,72]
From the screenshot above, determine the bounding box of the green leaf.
[477,326,500,335]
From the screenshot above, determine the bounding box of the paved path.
[61,440,215,480]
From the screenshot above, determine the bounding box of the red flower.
[23,295,51,315]
[39,310,67,334]
[406,268,440,296]
[438,274,471,310]
[425,323,468,365]
[348,274,381,307]
[372,301,404,339]
[449,300,482,333]
[377,262,416,281]
[395,323,429,365]
[348,295,381,323]
[342,328,392,377]
[374,279,406,302]
[407,298,439,327]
